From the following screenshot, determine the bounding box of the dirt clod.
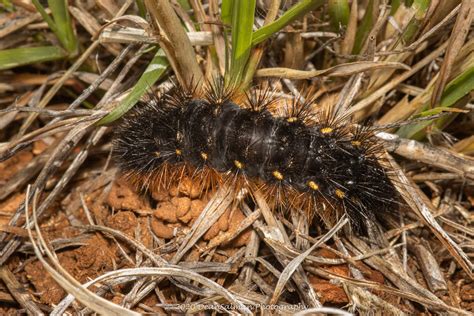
[107,178,149,210]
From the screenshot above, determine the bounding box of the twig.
[0,266,44,315]
[378,132,474,180]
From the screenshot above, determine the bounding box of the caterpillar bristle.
[243,84,277,112]
[165,83,195,109]
[203,77,236,107]
[113,80,401,234]
[283,86,320,125]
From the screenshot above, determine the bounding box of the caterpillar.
[113,82,400,233]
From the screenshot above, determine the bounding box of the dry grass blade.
[17,0,134,136]
[308,264,471,315]
[0,117,81,161]
[270,216,348,305]
[340,0,357,55]
[172,185,235,263]
[344,283,406,315]
[0,119,101,264]
[431,0,473,107]
[294,306,353,316]
[334,74,363,114]
[1,1,472,314]
[98,23,213,46]
[144,0,203,88]
[53,266,252,315]
[24,186,140,316]
[0,266,43,315]
[0,11,42,38]
[94,15,153,39]
[81,225,166,266]
[0,150,49,199]
[256,61,409,79]
[378,132,474,180]
[389,157,473,278]
[348,40,449,116]
[202,208,262,252]
[251,192,321,308]
[410,239,448,293]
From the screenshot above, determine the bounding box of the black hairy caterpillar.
[113,82,400,232]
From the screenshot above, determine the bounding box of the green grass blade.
[228,0,256,85]
[397,66,474,139]
[176,0,191,11]
[31,0,58,34]
[252,0,324,46]
[48,0,78,54]
[390,0,402,15]
[31,0,77,55]
[0,46,67,70]
[400,0,430,44]
[97,49,169,125]
[328,0,350,31]
[221,0,234,25]
[221,0,234,75]
[439,67,474,109]
[1,0,14,11]
[352,0,375,54]
[136,0,146,17]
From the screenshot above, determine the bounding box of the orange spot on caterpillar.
[155,151,161,157]
[272,170,284,180]
[320,127,333,134]
[286,117,298,123]
[175,149,182,156]
[351,140,362,147]
[200,152,208,160]
[234,160,244,169]
[307,180,319,191]
[335,189,345,199]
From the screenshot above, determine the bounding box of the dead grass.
[0,0,473,314]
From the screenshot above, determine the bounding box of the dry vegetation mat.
[0,0,473,314]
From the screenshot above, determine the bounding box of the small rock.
[151,218,177,239]
[190,199,206,222]
[169,177,201,198]
[225,208,251,247]
[154,201,178,223]
[151,189,169,202]
[203,209,230,241]
[107,178,149,210]
[172,196,191,217]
